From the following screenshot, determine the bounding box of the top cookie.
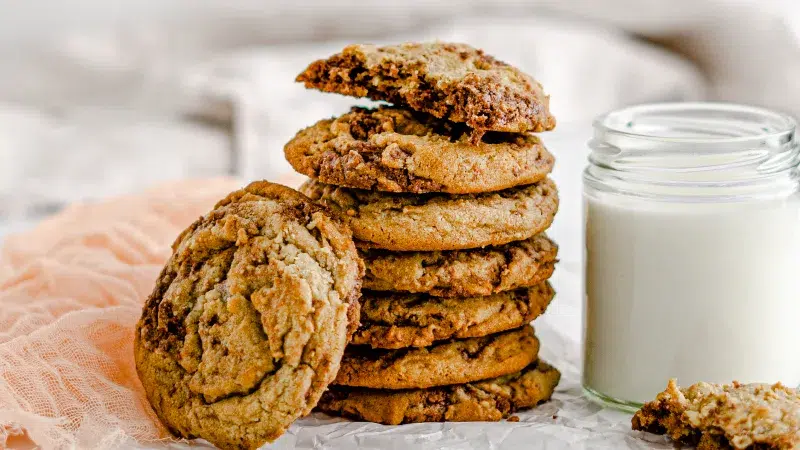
[297,42,556,133]
[284,106,554,194]
[633,379,800,450]
[134,181,363,449]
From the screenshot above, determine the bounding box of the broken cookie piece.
[297,42,556,133]
[632,379,800,450]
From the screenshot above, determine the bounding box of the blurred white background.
[5,4,799,448]
[2,0,800,234]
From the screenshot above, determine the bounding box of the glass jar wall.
[582,103,800,411]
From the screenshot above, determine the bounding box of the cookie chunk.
[353,283,554,349]
[362,234,557,297]
[300,179,558,251]
[334,326,539,389]
[632,379,800,450]
[134,181,364,449]
[318,360,560,425]
[297,42,556,133]
[284,106,554,194]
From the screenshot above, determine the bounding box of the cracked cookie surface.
[362,234,557,297]
[297,42,555,133]
[134,181,363,449]
[353,283,554,349]
[284,106,554,194]
[632,379,800,450]
[318,360,560,425]
[300,179,558,251]
[334,326,539,389]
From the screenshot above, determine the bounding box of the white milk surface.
[583,192,800,404]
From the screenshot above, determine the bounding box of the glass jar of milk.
[582,103,800,411]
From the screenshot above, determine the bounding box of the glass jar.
[582,103,800,411]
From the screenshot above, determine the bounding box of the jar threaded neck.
[585,103,800,201]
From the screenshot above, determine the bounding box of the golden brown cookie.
[317,360,560,425]
[632,379,800,450]
[284,106,554,194]
[362,234,557,297]
[134,181,364,449]
[297,42,556,134]
[300,179,558,251]
[334,326,539,389]
[353,283,554,349]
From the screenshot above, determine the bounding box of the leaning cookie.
[317,360,561,425]
[300,179,558,251]
[297,42,556,134]
[362,234,557,297]
[334,326,539,390]
[134,181,363,449]
[353,283,554,349]
[285,106,554,194]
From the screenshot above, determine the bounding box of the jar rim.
[593,102,796,144]
[587,102,800,201]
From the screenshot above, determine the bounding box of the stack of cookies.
[286,42,561,425]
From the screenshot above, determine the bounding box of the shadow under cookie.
[353,283,554,349]
[317,360,561,425]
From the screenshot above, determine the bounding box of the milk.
[583,192,800,405]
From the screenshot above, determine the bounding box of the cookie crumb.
[507,416,520,422]
[552,415,558,420]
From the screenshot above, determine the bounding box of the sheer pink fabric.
[0,178,243,449]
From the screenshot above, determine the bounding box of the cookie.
[632,379,800,450]
[318,360,560,425]
[300,179,558,251]
[362,234,557,297]
[353,283,554,349]
[297,42,556,134]
[284,106,554,194]
[334,326,539,389]
[134,181,364,449]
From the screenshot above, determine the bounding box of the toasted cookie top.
[300,178,559,251]
[317,360,561,425]
[297,42,556,133]
[134,181,363,449]
[362,234,558,297]
[333,326,539,390]
[633,379,800,450]
[353,283,555,349]
[284,106,554,194]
